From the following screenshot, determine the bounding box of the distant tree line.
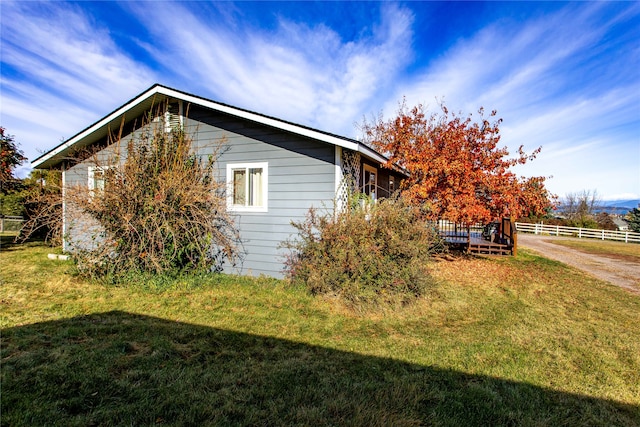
[0,127,62,244]
[517,189,637,232]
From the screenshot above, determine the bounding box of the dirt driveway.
[517,234,640,295]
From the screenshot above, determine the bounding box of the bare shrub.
[18,170,63,246]
[282,194,445,306]
[562,190,601,228]
[67,108,240,279]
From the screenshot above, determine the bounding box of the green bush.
[282,195,444,305]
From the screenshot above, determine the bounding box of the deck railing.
[434,218,517,255]
[515,222,640,244]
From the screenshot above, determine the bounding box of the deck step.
[468,243,513,255]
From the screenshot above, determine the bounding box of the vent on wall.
[164,101,184,133]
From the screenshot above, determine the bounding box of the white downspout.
[335,146,343,213]
[61,165,67,252]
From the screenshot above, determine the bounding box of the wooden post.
[510,218,517,257]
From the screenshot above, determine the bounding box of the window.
[363,164,377,200]
[226,162,268,212]
[88,165,107,197]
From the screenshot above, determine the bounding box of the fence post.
[556,225,559,236]
[626,232,629,243]
[602,229,605,240]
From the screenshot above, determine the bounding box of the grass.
[2,244,639,426]
[546,238,640,262]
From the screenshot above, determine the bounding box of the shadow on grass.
[0,233,20,249]
[0,235,50,252]
[2,311,638,426]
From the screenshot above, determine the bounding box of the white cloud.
[0,1,157,167]
[123,2,414,137]
[377,3,640,199]
[1,1,637,200]
[604,193,640,202]
[1,2,153,108]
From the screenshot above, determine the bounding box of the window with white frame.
[88,165,107,196]
[88,165,118,198]
[226,162,268,212]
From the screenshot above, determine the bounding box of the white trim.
[32,84,389,170]
[156,86,360,152]
[87,166,96,191]
[164,110,172,134]
[357,144,387,165]
[61,167,67,252]
[226,162,268,213]
[87,165,106,194]
[334,146,343,195]
[32,85,163,169]
[334,146,344,214]
[88,165,114,199]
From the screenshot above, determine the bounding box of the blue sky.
[1,1,638,200]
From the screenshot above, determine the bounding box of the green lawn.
[547,237,640,261]
[1,243,639,426]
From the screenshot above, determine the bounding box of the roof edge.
[31,84,165,169]
[32,83,388,169]
[152,85,361,151]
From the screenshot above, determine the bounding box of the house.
[32,84,404,278]
[612,217,629,231]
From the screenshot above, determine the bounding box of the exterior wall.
[64,137,133,253]
[188,106,336,277]
[63,106,337,278]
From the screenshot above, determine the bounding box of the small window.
[88,165,108,197]
[227,162,268,212]
[389,176,395,193]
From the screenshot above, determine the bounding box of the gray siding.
[63,135,137,252]
[188,106,336,277]
[63,106,337,278]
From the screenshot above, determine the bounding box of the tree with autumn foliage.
[362,101,554,224]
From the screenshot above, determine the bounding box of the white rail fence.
[0,216,24,234]
[515,222,640,244]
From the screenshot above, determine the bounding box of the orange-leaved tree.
[362,100,554,224]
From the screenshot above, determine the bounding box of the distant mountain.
[603,199,640,209]
[596,199,639,215]
[556,199,639,215]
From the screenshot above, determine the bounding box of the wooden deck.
[436,218,517,256]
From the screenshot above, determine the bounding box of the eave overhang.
[31,84,391,170]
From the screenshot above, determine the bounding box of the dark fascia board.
[31,83,392,169]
